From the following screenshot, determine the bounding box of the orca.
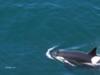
[46,46,100,67]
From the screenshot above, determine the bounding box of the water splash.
[46,45,59,59]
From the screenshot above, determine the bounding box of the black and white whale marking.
[46,46,100,67]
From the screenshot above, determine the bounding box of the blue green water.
[0,0,100,75]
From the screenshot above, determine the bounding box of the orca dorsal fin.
[88,47,97,56]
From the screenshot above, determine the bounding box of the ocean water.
[0,0,100,75]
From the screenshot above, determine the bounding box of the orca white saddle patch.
[91,56,100,64]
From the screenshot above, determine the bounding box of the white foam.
[46,45,58,60]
